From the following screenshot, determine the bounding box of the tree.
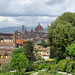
[23,41,36,63]
[64,44,75,60]
[50,46,55,58]
[10,50,29,72]
[47,12,75,59]
[41,40,47,48]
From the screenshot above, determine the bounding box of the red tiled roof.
[15,30,18,33]
[16,39,27,45]
[35,23,43,31]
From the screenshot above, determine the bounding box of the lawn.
[0,71,36,75]
[37,71,66,75]
[0,71,66,75]
[0,72,14,75]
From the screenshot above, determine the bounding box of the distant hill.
[0,26,47,33]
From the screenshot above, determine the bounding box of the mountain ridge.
[0,26,47,33]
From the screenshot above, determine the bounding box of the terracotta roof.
[35,45,42,48]
[16,39,27,44]
[37,47,50,51]
[15,30,18,33]
[35,23,43,31]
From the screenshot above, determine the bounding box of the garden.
[0,12,75,75]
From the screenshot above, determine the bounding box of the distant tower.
[22,25,25,34]
[13,34,16,47]
[25,28,27,34]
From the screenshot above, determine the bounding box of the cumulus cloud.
[0,16,56,28]
[0,0,75,28]
[0,0,74,16]
[45,0,65,5]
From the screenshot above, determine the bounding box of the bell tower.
[22,25,25,34]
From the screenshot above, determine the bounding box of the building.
[34,45,50,60]
[22,25,25,34]
[35,23,44,32]
[0,33,13,40]
[14,23,47,45]
[16,39,27,48]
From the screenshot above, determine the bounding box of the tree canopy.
[64,44,75,60]
[10,51,29,72]
[23,41,36,62]
[47,12,75,59]
[41,40,48,48]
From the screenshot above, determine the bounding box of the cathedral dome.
[35,23,44,32]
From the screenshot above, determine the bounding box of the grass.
[37,71,66,75]
[0,71,36,75]
[0,71,66,75]
[0,72,14,75]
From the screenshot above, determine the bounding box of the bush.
[1,60,10,72]
[49,69,57,74]
[35,69,38,72]
[72,70,75,75]
[14,72,25,75]
[46,59,57,65]
[38,64,45,70]
[25,64,37,72]
[66,60,75,73]
[57,59,68,72]
[47,65,54,70]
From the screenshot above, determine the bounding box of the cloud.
[45,0,65,5]
[0,16,56,28]
[0,0,75,28]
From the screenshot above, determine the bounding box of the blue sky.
[0,0,75,28]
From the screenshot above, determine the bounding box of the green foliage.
[72,70,75,75]
[1,60,10,72]
[47,65,54,70]
[25,64,37,72]
[38,64,45,70]
[41,40,48,47]
[64,44,75,60]
[46,59,57,65]
[57,59,68,71]
[47,12,75,59]
[66,60,75,73]
[49,69,57,74]
[50,46,55,58]
[10,52,29,72]
[23,41,36,62]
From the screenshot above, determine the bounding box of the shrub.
[72,70,75,75]
[38,64,45,70]
[57,59,68,72]
[14,72,25,75]
[49,69,57,74]
[66,60,75,73]
[46,59,57,65]
[47,65,54,70]
[25,64,37,72]
[35,69,38,72]
[1,60,10,72]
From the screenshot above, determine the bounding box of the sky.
[0,0,75,28]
